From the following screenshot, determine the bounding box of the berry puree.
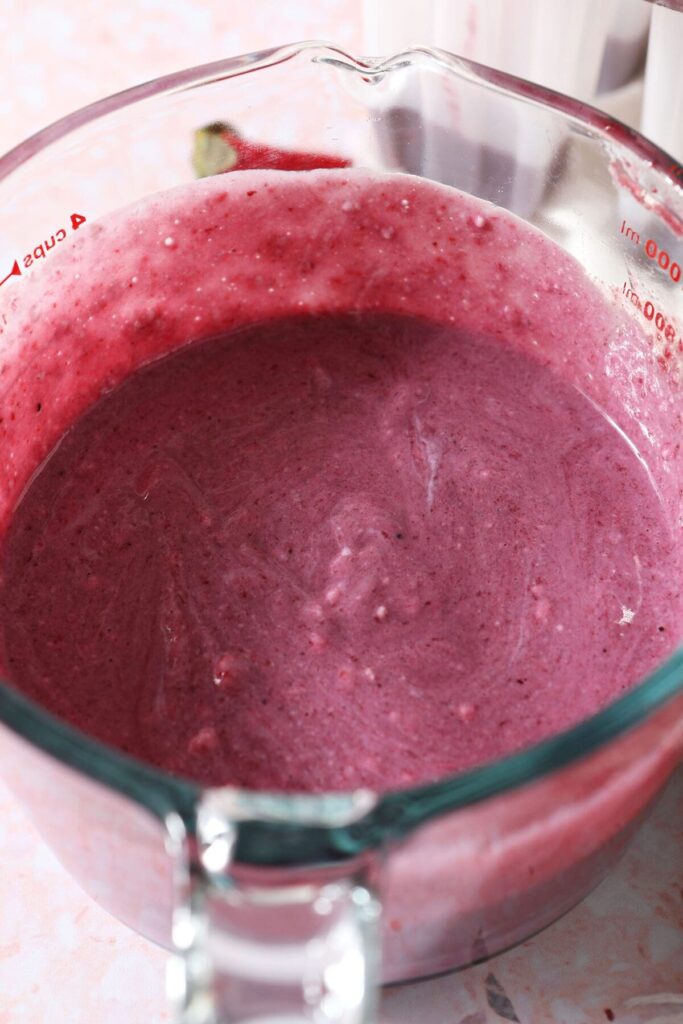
[0,170,680,791]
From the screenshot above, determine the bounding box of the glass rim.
[1,39,682,852]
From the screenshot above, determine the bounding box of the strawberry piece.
[192,122,350,178]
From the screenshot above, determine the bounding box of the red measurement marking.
[621,220,682,284]
[23,212,87,269]
[623,281,678,345]
[620,219,640,246]
[644,236,681,282]
[0,212,87,320]
[0,260,21,288]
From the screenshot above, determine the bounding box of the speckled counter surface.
[1,770,682,1024]
[1,2,682,1022]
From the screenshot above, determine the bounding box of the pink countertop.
[1,2,683,1021]
[1,769,682,1024]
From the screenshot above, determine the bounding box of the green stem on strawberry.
[192,122,350,178]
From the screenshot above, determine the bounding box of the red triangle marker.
[0,260,21,287]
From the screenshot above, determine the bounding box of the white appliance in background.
[361,0,681,216]
[363,0,623,101]
[641,3,683,165]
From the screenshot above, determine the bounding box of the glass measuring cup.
[0,42,682,1024]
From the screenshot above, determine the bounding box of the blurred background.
[0,0,363,154]
[1,0,681,163]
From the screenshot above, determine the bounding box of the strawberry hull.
[192,121,350,177]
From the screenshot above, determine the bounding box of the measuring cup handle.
[165,810,382,1024]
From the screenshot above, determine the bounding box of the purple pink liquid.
[0,170,679,791]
